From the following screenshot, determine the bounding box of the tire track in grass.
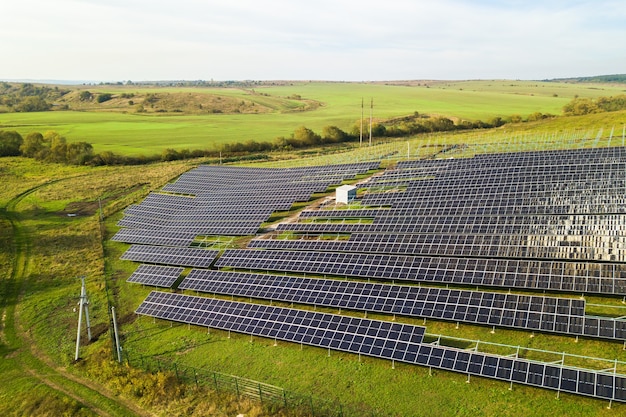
[1,179,151,417]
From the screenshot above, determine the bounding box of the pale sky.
[2,0,625,82]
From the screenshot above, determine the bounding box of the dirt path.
[1,180,151,417]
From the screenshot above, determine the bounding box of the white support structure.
[112,306,122,363]
[74,276,92,361]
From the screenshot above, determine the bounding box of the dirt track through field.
[1,180,151,417]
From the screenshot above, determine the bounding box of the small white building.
[336,184,357,204]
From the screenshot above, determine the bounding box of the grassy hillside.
[1,80,625,156]
[3,110,626,415]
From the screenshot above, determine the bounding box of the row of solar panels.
[214,249,626,295]
[120,243,626,296]
[113,162,379,239]
[127,266,626,342]
[397,147,626,168]
[303,202,626,216]
[162,163,379,195]
[136,291,626,403]
[247,234,626,263]
[293,213,626,228]
[368,166,626,187]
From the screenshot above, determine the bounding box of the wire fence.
[124,352,380,417]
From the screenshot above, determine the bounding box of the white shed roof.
[336,184,357,192]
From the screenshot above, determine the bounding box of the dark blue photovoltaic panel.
[214,249,626,296]
[175,270,618,340]
[136,291,424,358]
[111,228,197,247]
[136,290,626,404]
[126,264,183,287]
[121,245,219,268]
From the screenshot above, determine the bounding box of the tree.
[66,142,93,165]
[43,131,68,163]
[292,126,321,147]
[161,148,180,162]
[20,132,45,157]
[97,93,113,103]
[527,112,546,122]
[370,123,387,137]
[79,90,93,101]
[14,96,51,112]
[488,117,505,127]
[321,125,348,143]
[0,130,23,156]
[562,98,598,116]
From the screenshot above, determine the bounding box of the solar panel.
[120,245,219,268]
[249,230,626,262]
[126,264,184,287]
[215,249,626,296]
[137,291,425,359]
[111,228,198,247]
[177,269,608,339]
[137,290,626,403]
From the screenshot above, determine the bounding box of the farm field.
[2,83,626,415]
[1,80,625,155]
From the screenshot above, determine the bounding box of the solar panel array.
[137,291,626,403]
[112,162,378,242]
[361,149,626,215]
[119,148,626,404]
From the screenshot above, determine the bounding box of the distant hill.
[544,74,626,84]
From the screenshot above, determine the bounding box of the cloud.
[1,0,625,81]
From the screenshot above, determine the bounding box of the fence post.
[235,377,240,399]
[258,383,263,404]
[174,363,179,380]
[213,372,219,392]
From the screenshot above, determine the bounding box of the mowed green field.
[1,80,625,155]
[4,114,626,415]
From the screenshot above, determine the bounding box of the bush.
[79,90,92,101]
[0,130,23,156]
[97,93,113,103]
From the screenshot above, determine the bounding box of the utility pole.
[360,98,363,147]
[369,98,373,146]
[74,276,92,361]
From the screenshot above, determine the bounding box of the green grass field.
[2,82,626,415]
[1,80,625,156]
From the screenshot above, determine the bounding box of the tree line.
[4,94,623,165]
[0,82,69,112]
[0,113,513,166]
[562,94,626,116]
